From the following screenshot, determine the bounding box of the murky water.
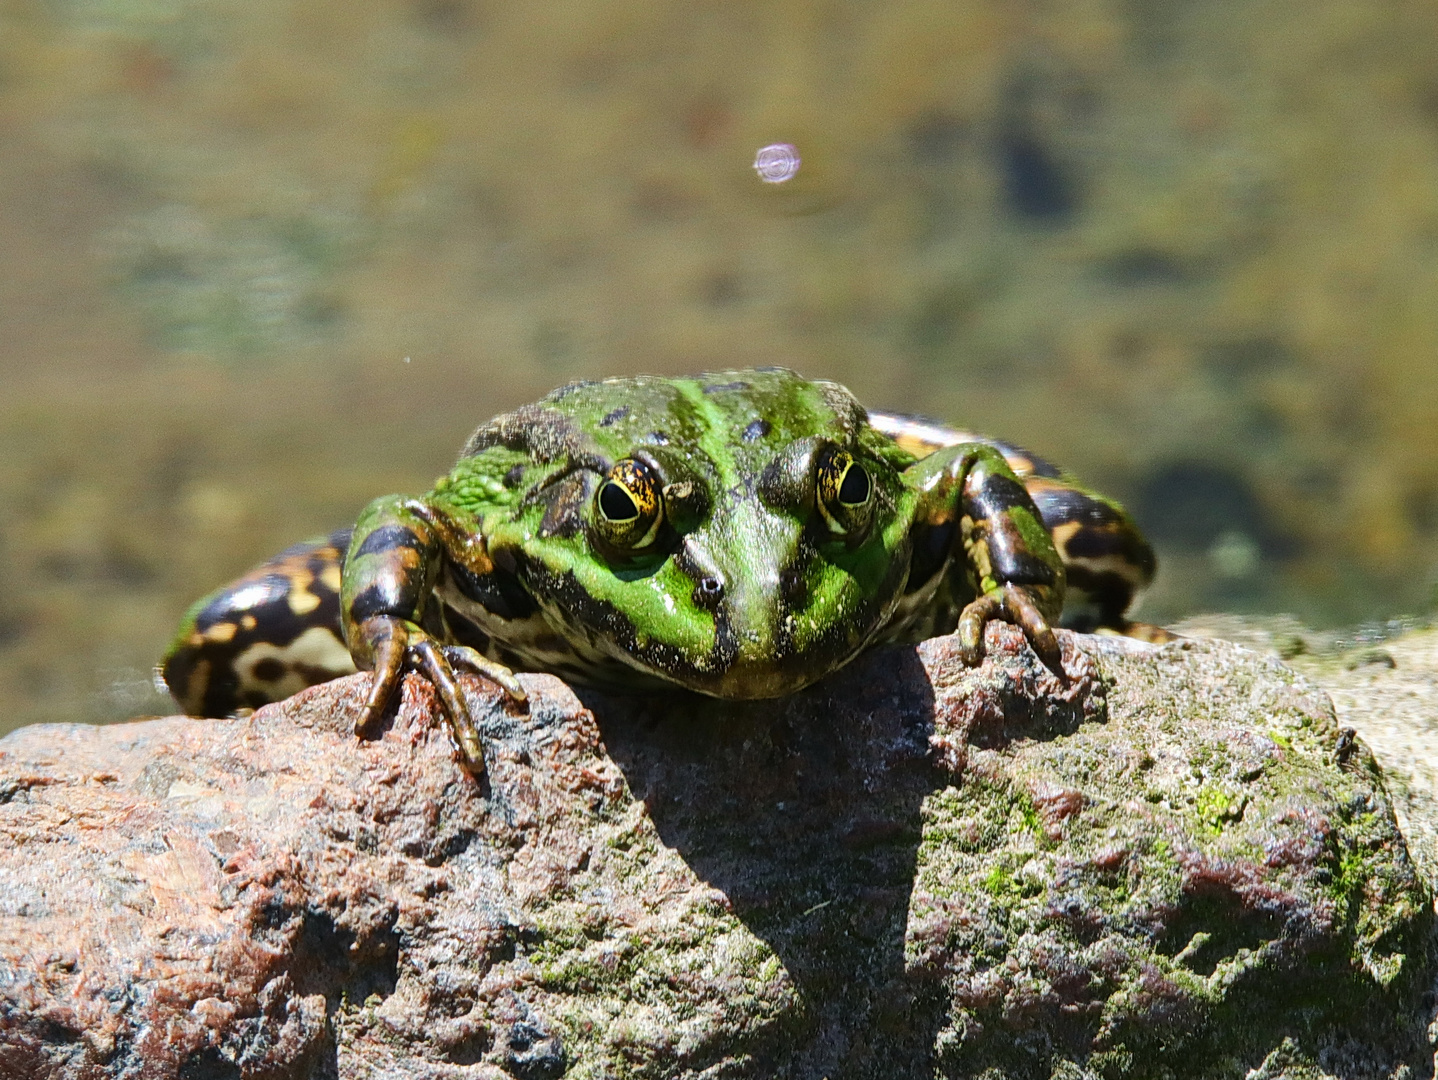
[4,0,1438,733]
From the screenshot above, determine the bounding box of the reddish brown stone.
[0,627,1430,1078]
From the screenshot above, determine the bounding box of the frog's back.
[457,368,880,477]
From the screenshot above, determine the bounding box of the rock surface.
[0,625,1431,1079]
[1178,614,1438,890]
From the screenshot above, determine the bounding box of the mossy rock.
[0,625,1429,1078]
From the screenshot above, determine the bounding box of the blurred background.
[3,0,1438,734]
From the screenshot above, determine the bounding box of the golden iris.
[816,447,874,538]
[594,458,665,551]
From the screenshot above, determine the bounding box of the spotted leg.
[907,443,1067,674]
[870,409,1167,641]
[343,496,525,777]
[159,529,357,717]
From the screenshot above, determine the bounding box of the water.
[3,0,1438,733]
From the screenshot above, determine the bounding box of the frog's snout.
[708,569,807,698]
[673,510,829,698]
[692,573,724,608]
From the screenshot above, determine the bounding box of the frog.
[160,368,1161,777]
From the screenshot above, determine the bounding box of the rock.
[0,625,1430,1079]
[1180,615,1438,907]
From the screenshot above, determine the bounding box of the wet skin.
[161,369,1160,777]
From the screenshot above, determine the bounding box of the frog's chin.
[636,653,841,701]
[701,665,823,700]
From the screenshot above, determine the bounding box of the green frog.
[161,369,1160,775]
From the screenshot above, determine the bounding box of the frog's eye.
[816,447,875,539]
[593,458,665,553]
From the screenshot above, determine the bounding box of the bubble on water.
[753,143,801,184]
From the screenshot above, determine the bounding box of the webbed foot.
[957,583,1064,676]
[353,615,527,776]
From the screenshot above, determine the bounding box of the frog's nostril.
[692,575,725,609]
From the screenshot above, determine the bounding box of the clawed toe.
[351,615,520,778]
[957,584,1066,678]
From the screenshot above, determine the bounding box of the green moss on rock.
[909,633,1433,1079]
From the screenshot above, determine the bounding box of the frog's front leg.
[342,496,525,776]
[910,445,1067,673]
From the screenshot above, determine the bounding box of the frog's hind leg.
[869,409,1172,641]
[1022,478,1171,640]
[159,528,358,716]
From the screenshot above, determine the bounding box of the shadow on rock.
[584,626,1108,1080]
[583,645,940,1079]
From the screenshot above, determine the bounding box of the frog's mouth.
[530,564,893,700]
[685,607,869,699]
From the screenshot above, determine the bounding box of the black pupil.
[838,464,871,505]
[600,481,639,521]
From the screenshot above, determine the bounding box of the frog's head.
[501,369,930,698]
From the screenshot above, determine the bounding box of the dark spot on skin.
[349,582,405,624]
[1026,482,1156,579]
[1028,484,1127,529]
[354,523,428,560]
[547,379,596,402]
[162,535,352,718]
[757,437,824,511]
[960,471,1064,592]
[328,528,355,569]
[292,660,341,684]
[461,404,590,466]
[252,657,286,682]
[599,406,630,427]
[972,512,1059,587]
[449,561,538,621]
[779,565,807,607]
[966,472,1035,520]
[1063,524,1157,575]
[742,418,770,442]
[703,380,750,394]
[539,473,588,538]
[504,464,525,487]
[644,431,670,446]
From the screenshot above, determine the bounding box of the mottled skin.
[163,369,1161,776]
